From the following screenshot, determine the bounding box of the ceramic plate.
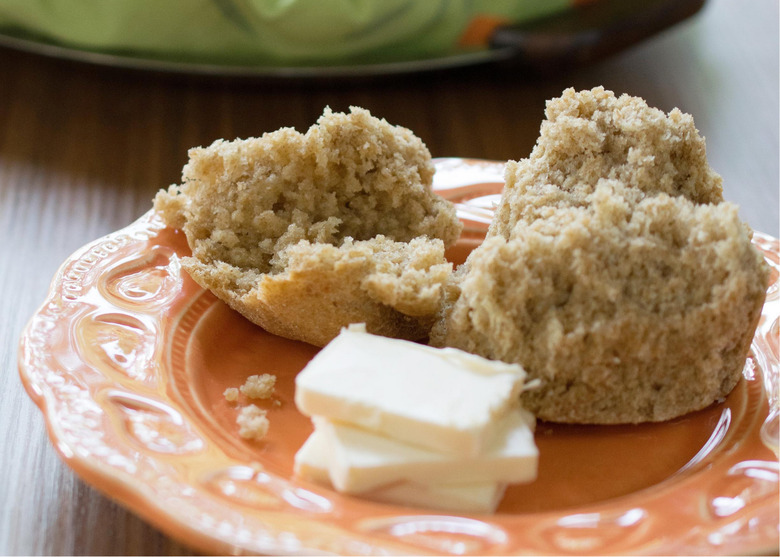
[19,158,779,555]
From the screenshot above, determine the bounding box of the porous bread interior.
[154,106,462,346]
[431,87,769,424]
[489,86,723,239]
[155,106,461,274]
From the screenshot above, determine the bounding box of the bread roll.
[431,88,768,424]
[155,107,462,346]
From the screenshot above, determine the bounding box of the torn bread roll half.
[155,107,462,346]
[430,87,769,424]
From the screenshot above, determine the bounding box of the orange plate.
[19,158,780,555]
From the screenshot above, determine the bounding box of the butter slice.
[295,327,527,456]
[316,407,537,493]
[294,430,506,513]
[294,433,333,485]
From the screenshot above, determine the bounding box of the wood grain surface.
[1,0,777,554]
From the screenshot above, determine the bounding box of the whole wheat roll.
[430,87,769,424]
[154,106,462,346]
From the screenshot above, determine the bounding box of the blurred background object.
[0,0,704,77]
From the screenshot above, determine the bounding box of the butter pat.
[294,429,506,513]
[314,407,537,493]
[295,326,527,456]
[293,326,539,513]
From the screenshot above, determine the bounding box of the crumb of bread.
[241,374,276,399]
[488,86,724,239]
[181,234,453,347]
[223,387,239,402]
[237,405,270,440]
[431,87,769,425]
[154,106,462,346]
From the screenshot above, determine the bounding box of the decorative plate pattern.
[19,158,779,555]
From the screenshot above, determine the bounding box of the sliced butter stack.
[292,324,539,513]
[295,430,507,514]
[312,407,537,493]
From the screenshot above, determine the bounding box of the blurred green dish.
[0,0,705,77]
[0,0,568,66]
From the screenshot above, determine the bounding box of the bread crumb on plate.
[240,373,276,399]
[223,387,239,402]
[237,405,270,440]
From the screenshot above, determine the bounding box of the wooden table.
[1,0,777,554]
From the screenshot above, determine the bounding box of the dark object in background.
[492,0,707,72]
